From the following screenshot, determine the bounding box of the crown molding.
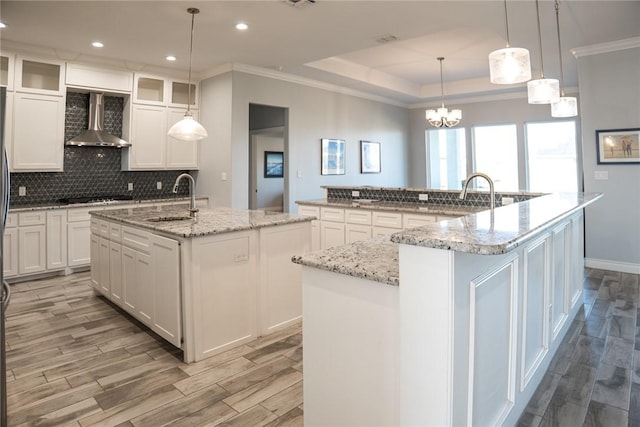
[571,36,640,58]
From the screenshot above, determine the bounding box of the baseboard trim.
[585,258,640,274]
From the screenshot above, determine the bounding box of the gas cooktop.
[57,195,134,205]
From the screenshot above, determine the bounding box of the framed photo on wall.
[360,141,381,173]
[596,128,640,164]
[321,138,345,175]
[264,151,284,178]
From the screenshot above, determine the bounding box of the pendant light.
[426,57,462,128]
[527,0,560,104]
[167,7,208,142]
[489,0,531,84]
[550,0,578,117]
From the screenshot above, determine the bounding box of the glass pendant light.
[527,0,560,104]
[168,8,208,142]
[489,0,531,84]
[550,0,578,117]
[426,57,462,128]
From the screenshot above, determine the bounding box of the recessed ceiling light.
[0,22,6,29]
[235,22,248,31]
[166,55,177,61]
[92,41,104,48]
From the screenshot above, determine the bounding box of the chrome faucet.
[172,173,199,218]
[459,172,495,210]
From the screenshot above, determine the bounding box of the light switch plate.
[156,181,162,190]
[352,190,360,197]
[221,172,228,181]
[594,171,608,180]
[128,182,134,191]
[502,197,514,205]
[18,186,26,196]
[418,193,429,201]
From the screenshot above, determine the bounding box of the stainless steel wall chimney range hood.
[66,92,130,148]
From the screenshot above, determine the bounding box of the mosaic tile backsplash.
[9,92,193,206]
[325,187,540,208]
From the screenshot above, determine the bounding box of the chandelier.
[489,0,531,84]
[167,8,208,142]
[527,0,560,104]
[550,0,578,117]
[426,57,462,128]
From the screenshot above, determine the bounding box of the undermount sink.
[146,216,193,222]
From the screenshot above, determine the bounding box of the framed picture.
[360,140,381,173]
[321,138,345,175]
[596,128,640,164]
[264,151,284,178]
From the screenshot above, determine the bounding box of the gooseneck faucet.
[459,172,495,210]
[172,173,199,218]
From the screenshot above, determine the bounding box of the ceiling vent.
[376,34,398,44]
[285,0,316,7]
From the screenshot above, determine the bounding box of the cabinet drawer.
[402,213,437,229]
[298,205,320,219]
[109,223,122,242]
[67,207,94,222]
[437,215,459,222]
[372,211,402,229]
[345,209,372,225]
[321,207,345,222]
[98,220,110,238]
[90,217,100,234]
[5,213,17,228]
[121,225,152,254]
[18,211,46,226]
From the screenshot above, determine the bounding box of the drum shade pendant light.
[527,0,560,104]
[489,0,531,84]
[426,57,462,128]
[550,0,578,117]
[168,7,208,142]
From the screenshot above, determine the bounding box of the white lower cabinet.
[98,237,111,297]
[90,233,99,290]
[18,212,46,275]
[320,221,345,248]
[346,223,372,243]
[150,234,181,346]
[3,225,18,278]
[67,207,93,267]
[108,242,123,306]
[46,210,67,270]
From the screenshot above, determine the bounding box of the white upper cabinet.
[169,81,197,108]
[15,56,65,96]
[133,72,198,109]
[124,104,167,170]
[1,52,15,90]
[65,62,133,93]
[12,92,65,171]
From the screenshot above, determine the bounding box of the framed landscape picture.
[360,140,381,173]
[321,138,345,175]
[264,151,284,178]
[596,128,640,164]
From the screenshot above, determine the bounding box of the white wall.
[577,47,640,273]
[200,71,410,212]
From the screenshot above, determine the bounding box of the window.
[427,128,466,190]
[526,121,578,193]
[472,125,519,191]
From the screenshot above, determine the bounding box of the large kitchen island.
[293,192,602,426]
[90,204,312,363]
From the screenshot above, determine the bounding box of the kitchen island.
[293,192,602,426]
[90,204,312,363]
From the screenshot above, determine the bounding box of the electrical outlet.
[19,186,26,196]
[297,170,303,178]
[418,193,429,201]
[502,197,514,205]
[221,172,228,181]
[128,182,134,191]
[157,181,162,190]
[352,190,360,197]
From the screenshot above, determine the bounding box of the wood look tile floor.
[4,268,639,426]
[518,268,640,427]
[5,272,303,426]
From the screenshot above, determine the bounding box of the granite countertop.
[8,196,208,213]
[391,192,603,255]
[292,192,602,286]
[296,198,481,216]
[90,205,313,238]
[292,236,399,286]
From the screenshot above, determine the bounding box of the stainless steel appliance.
[1,86,10,427]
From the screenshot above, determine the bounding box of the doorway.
[249,104,288,212]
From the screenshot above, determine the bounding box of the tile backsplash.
[9,92,193,206]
